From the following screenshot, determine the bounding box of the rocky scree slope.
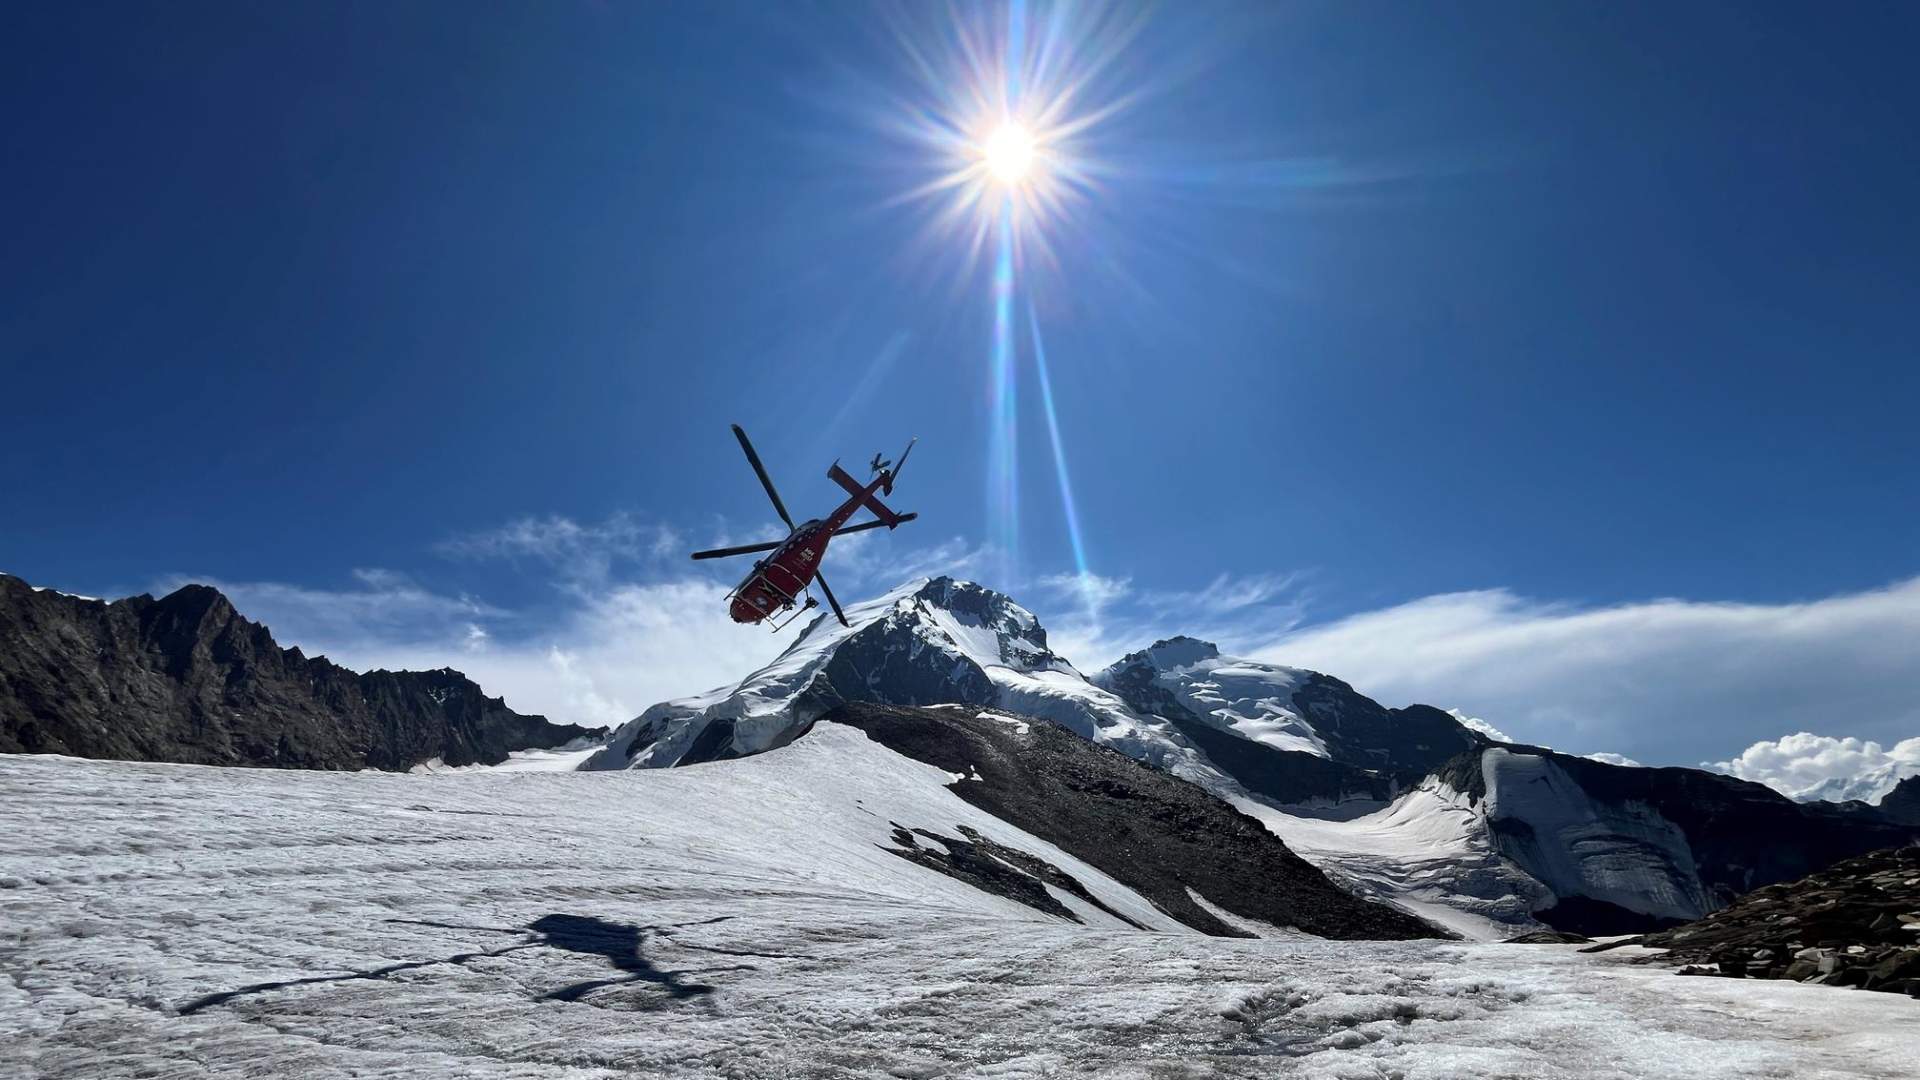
[1631,845,1920,996]
[827,701,1443,940]
[0,573,598,770]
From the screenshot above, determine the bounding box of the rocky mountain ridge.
[586,577,1224,785]
[0,572,598,771]
[1094,636,1485,814]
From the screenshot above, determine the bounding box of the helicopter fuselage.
[727,471,879,625]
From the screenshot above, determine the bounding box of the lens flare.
[860,1,1152,595]
[819,1,1425,608]
[982,121,1037,185]
[1027,299,1095,620]
[988,205,1020,584]
[867,0,1146,280]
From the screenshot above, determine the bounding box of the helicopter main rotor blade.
[814,570,849,628]
[882,437,916,495]
[689,539,784,561]
[732,423,795,530]
[831,513,917,538]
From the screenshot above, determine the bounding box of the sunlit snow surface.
[5,735,1917,1079]
[1118,642,1326,758]
[1239,781,1550,942]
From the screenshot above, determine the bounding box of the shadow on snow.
[178,912,795,1015]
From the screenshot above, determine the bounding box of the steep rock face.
[1879,775,1920,826]
[828,702,1443,940]
[587,578,1219,785]
[0,573,598,771]
[1094,637,1485,812]
[1425,745,1920,934]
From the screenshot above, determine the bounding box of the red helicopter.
[691,424,918,630]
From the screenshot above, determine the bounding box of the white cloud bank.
[1252,577,1920,768]
[164,571,769,730]
[147,516,1919,779]
[1705,733,1920,804]
[158,516,988,732]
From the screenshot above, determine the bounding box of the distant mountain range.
[591,576,1919,937]
[0,572,599,770]
[4,569,1912,941]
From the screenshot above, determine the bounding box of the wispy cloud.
[1035,571,1133,612]
[162,567,771,729]
[1032,570,1310,674]
[1145,571,1305,618]
[154,519,994,730]
[1253,577,1920,767]
[830,531,987,589]
[437,514,681,585]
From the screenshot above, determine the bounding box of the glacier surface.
[5,740,1919,1079]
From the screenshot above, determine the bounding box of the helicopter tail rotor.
[881,437,916,496]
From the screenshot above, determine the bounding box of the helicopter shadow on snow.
[177,913,804,1015]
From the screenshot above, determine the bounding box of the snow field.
[7,728,1916,1079]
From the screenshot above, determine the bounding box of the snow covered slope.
[1231,744,1920,940]
[7,746,1919,1079]
[1096,637,1484,786]
[1092,636,1486,824]
[1096,637,1323,756]
[1237,776,1552,941]
[1478,749,1708,922]
[587,578,1225,789]
[1410,746,1920,935]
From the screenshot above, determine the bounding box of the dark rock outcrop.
[0,573,600,771]
[1504,930,1593,945]
[825,702,1446,941]
[1638,845,1920,996]
[886,823,1151,930]
[1879,775,1920,826]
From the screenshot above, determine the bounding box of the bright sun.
[982,122,1037,185]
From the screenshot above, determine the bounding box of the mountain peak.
[1102,636,1222,678]
[590,575,1195,772]
[1145,636,1221,669]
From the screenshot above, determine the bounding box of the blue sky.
[4,2,1917,784]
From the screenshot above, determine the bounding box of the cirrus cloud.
[1253,577,1920,768]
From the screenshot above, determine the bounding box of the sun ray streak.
[988,203,1019,586]
[1027,299,1097,624]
